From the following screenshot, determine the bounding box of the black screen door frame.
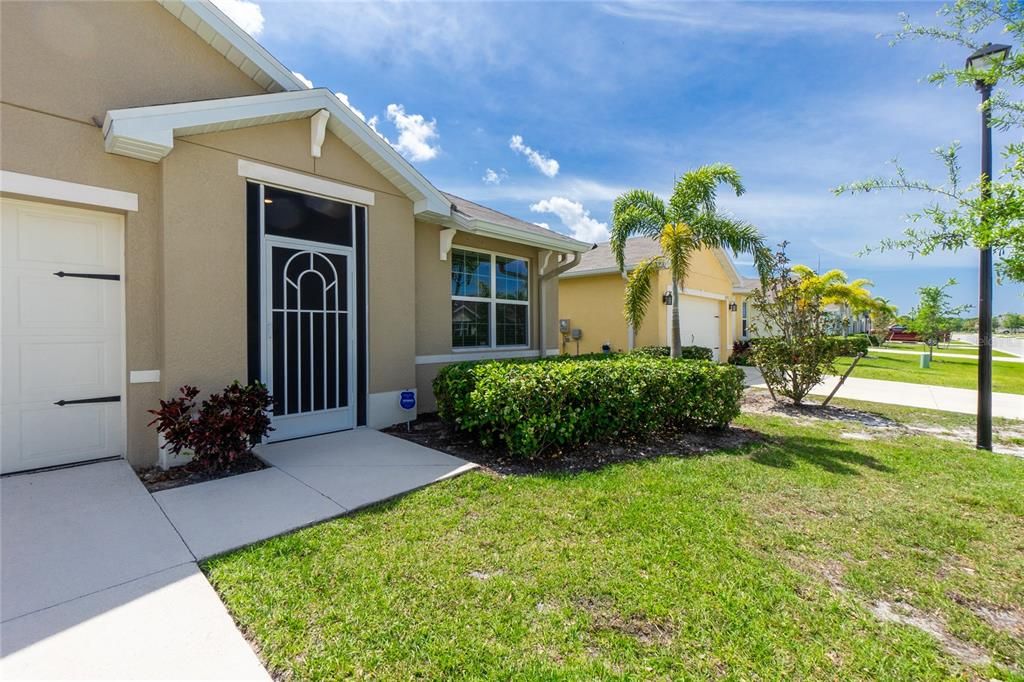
[247,181,366,441]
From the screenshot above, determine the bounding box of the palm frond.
[623,256,664,330]
[668,163,745,222]
[689,215,766,258]
[610,190,668,271]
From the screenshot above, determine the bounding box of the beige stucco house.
[0,0,590,474]
[558,239,757,360]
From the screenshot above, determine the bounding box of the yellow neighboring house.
[558,238,758,360]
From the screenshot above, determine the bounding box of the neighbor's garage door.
[1,199,124,474]
[677,296,721,361]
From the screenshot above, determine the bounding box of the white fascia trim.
[103,89,450,216]
[238,159,375,206]
[560,266,627,279]
[163,0,310,93]
[445,212,591,254]
[0,171,138,212]
[416,349,560,364]
[681,287,727,301]
[713,248,744,286]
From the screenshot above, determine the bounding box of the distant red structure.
[883,326,951,344]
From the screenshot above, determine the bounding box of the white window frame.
[450,246,530,351]
[741,301,749,338]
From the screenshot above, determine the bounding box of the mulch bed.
[740,390,900,428]
[383,413,762,476]
[137,454,267,493]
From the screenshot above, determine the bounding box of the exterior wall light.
[662,291,673,306]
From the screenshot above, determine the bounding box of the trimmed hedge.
[830,335,870,356]
[434,355,744,457]
[631,345,714,361]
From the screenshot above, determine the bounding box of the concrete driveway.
[0,460,269,680]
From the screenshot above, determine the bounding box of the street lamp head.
[966,43,1011,85]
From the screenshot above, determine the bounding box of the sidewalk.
[741,367,1023,419]
[873,347,1024,363]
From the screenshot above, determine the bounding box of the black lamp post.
[965,42,1011,451]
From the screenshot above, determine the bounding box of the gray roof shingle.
[562,238,665,276]
[442,192,591,250]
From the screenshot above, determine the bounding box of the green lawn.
[834,352,1024,394]
[206,409,1024,680]
[881,342,1015,358]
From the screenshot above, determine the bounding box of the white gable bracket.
[102,89,451,216]
[310,109,330,158]
[439,228,458,261]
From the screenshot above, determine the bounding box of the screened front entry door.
[260,185,358,442]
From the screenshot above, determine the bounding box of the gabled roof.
[443,193,591,253]
[560,237,746,288]
[104,88,453,216]
[133,0,592,252]
[158,0,308,93]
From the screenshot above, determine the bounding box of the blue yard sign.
[399,390,416,410]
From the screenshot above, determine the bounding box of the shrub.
[728,339,754,366]
[631,345,713,361]
[630,345,670,357]
[149,381,273,471]
[829,335,870,356]
[434,355,743,457]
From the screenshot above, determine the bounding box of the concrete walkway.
[2,430,473,679]
[0,460,269,680]
[873,347,1024,362]
[154,429,474,560]
[742,367,1023,419]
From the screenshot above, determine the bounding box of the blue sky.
[217,0,1023,315]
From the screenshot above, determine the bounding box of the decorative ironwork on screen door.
[270,247,349,416]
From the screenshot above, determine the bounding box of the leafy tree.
[1001,311,1024,331]
[908,279,973,356]
[749,244,844,405]
[833,0,1024,283]
[610,164,771,358]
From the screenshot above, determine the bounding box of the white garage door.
[1,199,124,474]
[675,296,721,361]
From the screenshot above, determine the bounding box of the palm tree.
[610,163,770,358]
[791,265,882,334]
[869,296,898,333]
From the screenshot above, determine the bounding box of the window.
[741,301,749,338]
[451,248,529,348]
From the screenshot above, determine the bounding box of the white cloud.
[509,135,559,178]
[598,2,887,37]
[533,222,550,229]
[211,0,264,37]
[386,104,440,162]
[482,168,508,185]
[335,92,367,122]
[530,197,608,242]
[292,71,314,89]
